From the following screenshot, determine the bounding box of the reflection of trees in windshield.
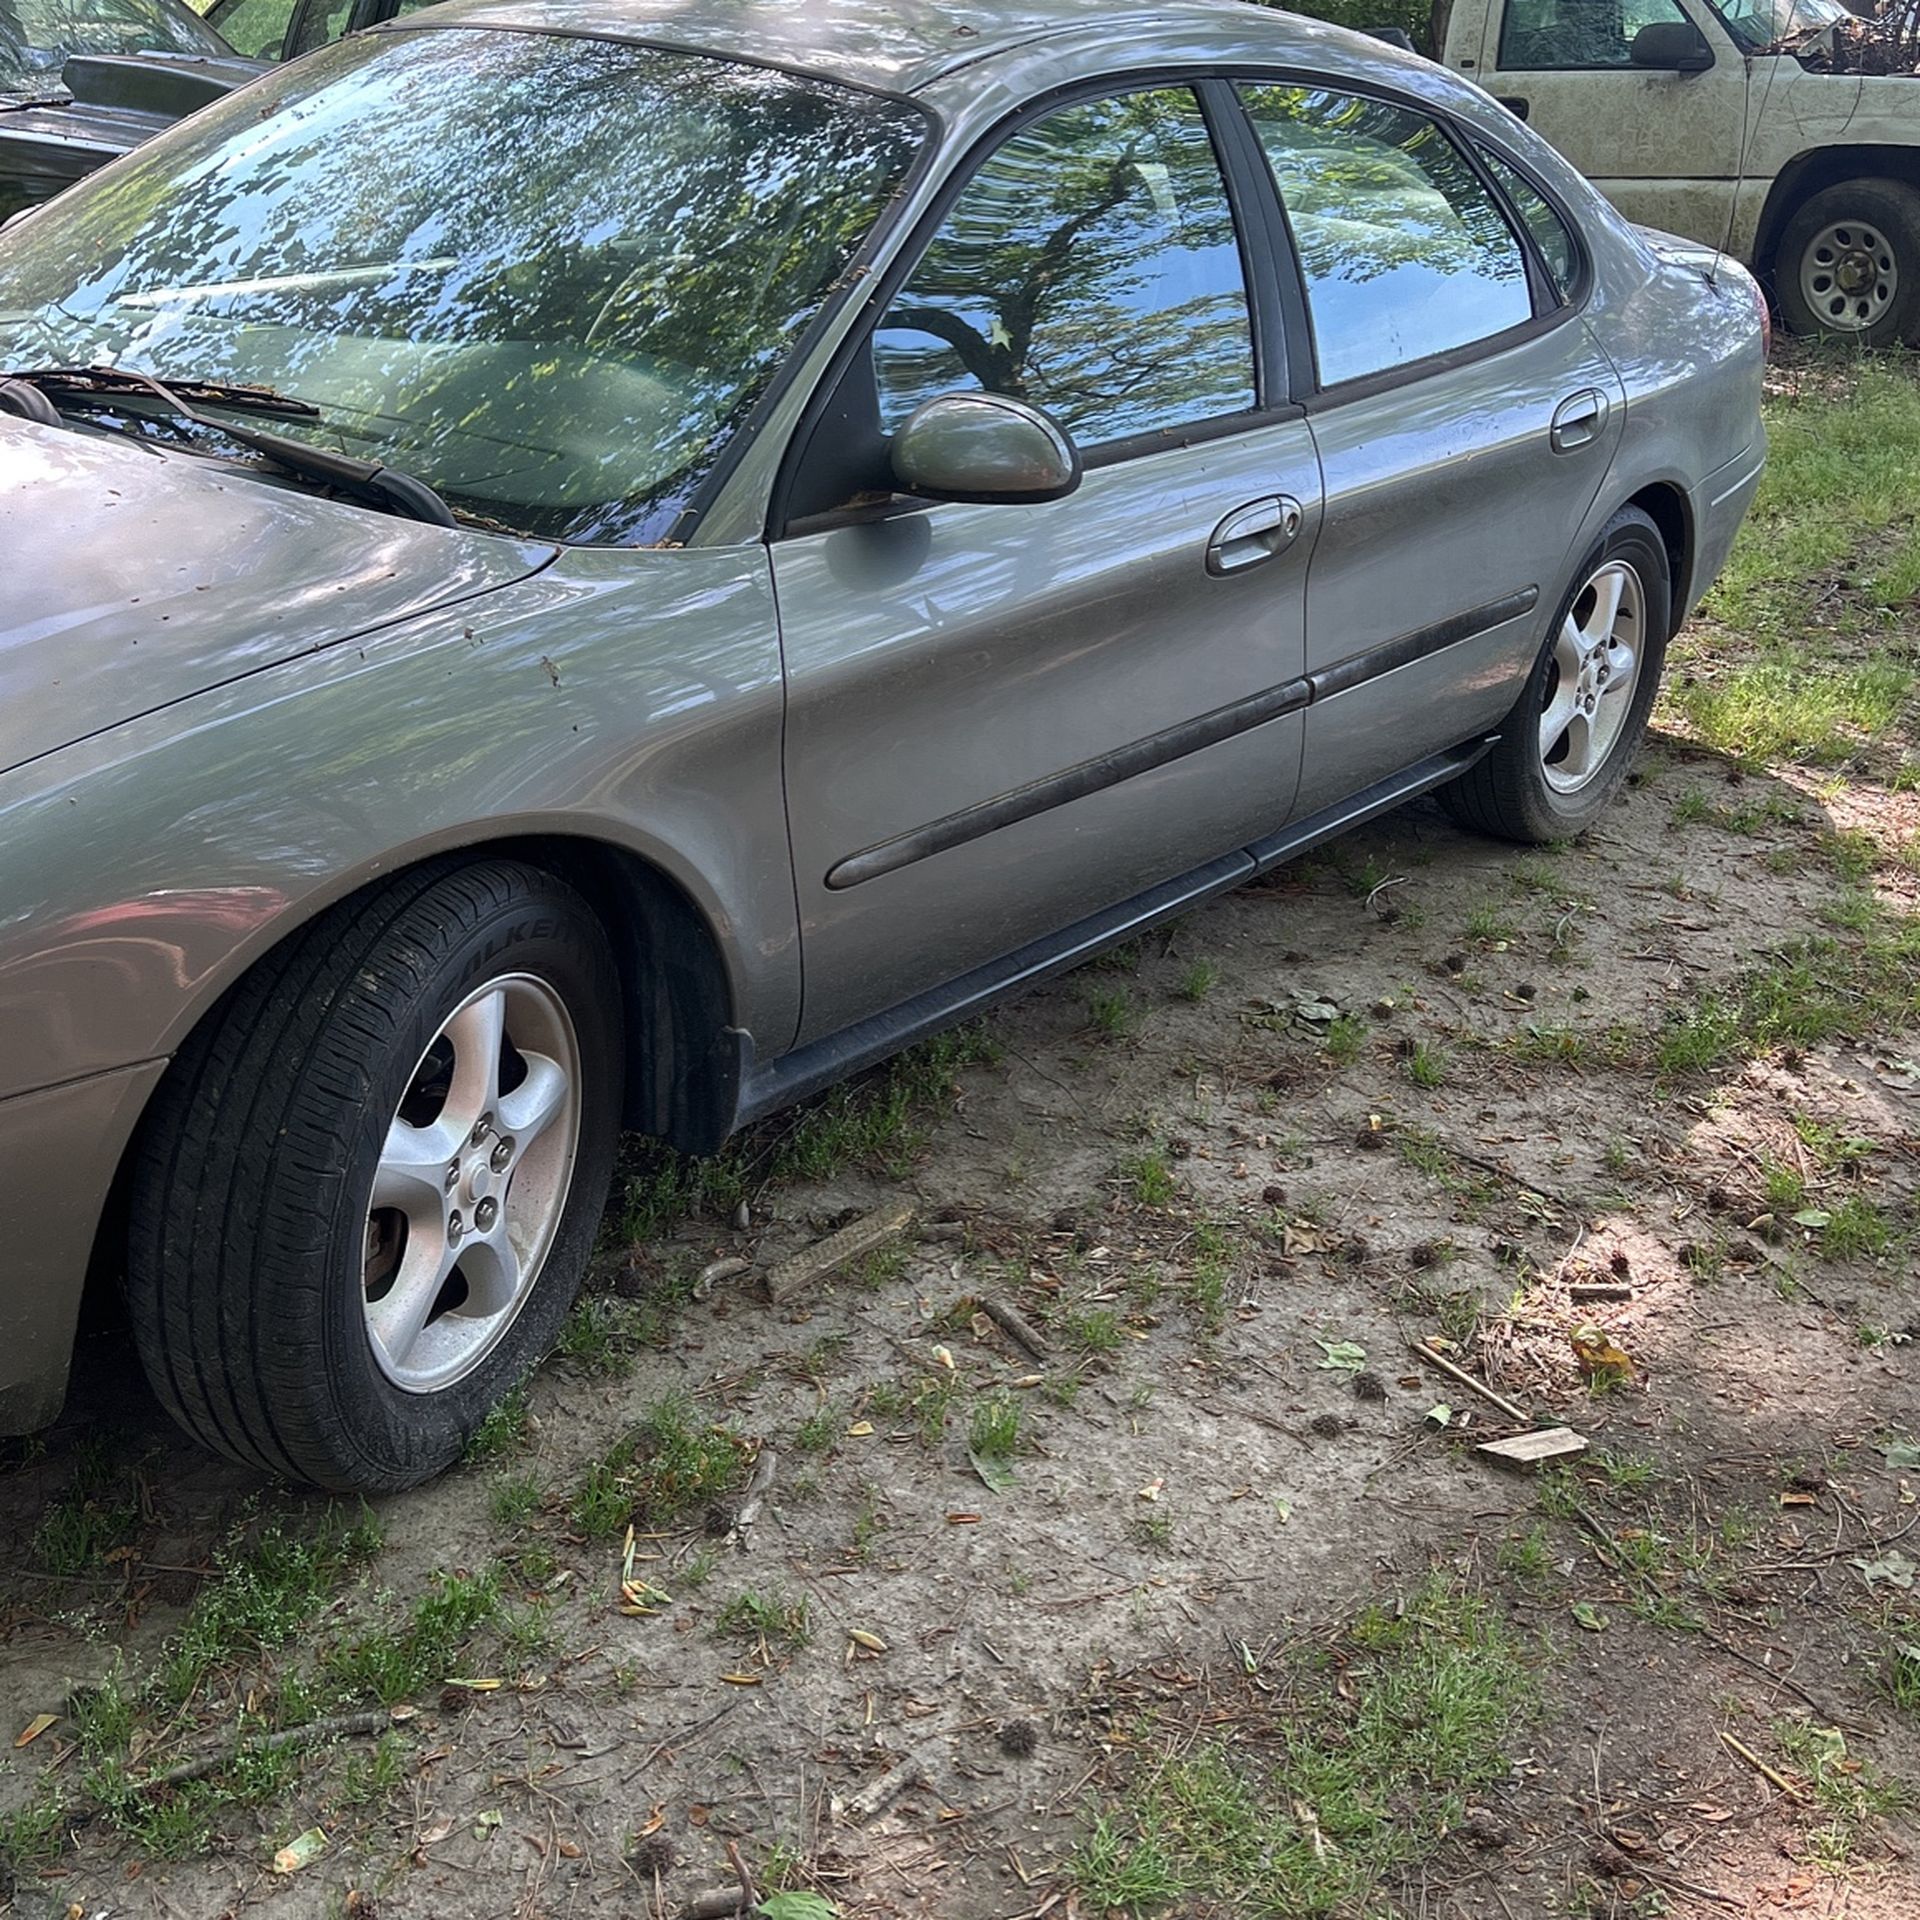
[0,32,924,542]
[0,0,228,93]
[1241,86,1532,386]
[872,88,1254,446]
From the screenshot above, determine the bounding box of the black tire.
[1774,178,1920,348]
[127,860,623,1491]
[1441,506,1670,845]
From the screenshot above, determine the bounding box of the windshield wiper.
[0,364,456,527]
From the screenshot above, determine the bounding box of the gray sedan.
[0,0,1765,1489]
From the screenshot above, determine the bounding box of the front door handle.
[1206,494,1304,576]
[1550,389,1609,454]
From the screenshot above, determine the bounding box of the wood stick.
[764,1204,916,1304]
[1568,1282,1634,1304]
[676,1890,748,1920]
[730,1446,779,1545]
[133,1707,395,1793]
[693,1256,751,1301]
[1408,1339,1531,1423]
[841,1748,927,1823]
[980,1295,1050,1361]
[1719,1729,1808,1802]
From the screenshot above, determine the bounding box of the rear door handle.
[1550,389,1608,453]
[1206,494,1304,576]
[1495,94,1530,120]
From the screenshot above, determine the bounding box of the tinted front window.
[0,0,228,95]
[1478,145,1579,299]
[1240,85,1533,387]
[872,88,1255,447]
[0,31,924,542]
[1497,0,1695,69]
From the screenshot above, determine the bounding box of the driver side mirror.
[1630,20,1714,70]
[889,391,1082,506]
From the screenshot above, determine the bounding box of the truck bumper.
[0,1059,165,1434]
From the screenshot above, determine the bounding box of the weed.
[31,1438,139,1574]
[1087,986,1140,1039]
[715,1588,811,1651]
[325,1567,502,1705]
[465,1386,531,1463]
[968,1390,1021,1461]
[1176,960,1217,1002]
[1324,1013,1368,1066]
[1064,1306,1124,1356]
[571,1396,743,1539]
[1404,1040,1447,1089]
[795,1400,841,1454]
[490,1471,543,1532]
[1126,1149,1176,1207]
[1496,1526,1551,1579]
[1824,1194,1893,1261]
[1466,904,1517,944]
[553,1294,644,1376]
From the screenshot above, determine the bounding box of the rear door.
[1234,81,1625,817]
[1476,0,1748,243]
[770,82,1323,1043]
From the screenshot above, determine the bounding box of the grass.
[616,1025,998,1241]
[1404,1040,1447,1089]
[1773,1718,1911,1869]
[323,1567,502,1704]
[570,1395,745,1540]
[1070,1576,1533,1917]
[465,1385,532,1463]
[1324,1013,1368,1066]
[31,1436,140,1574]
[714,1587,811,1651]
[1125,1149,1177,1207]
[1087,985,1140,1038]
[968,1389,1021,1461]
[1176,960,1217,1002]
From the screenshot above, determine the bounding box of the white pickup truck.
[1433,0,1920,343]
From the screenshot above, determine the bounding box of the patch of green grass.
[570,1396,744,1540]
[1126,1149,1177,1208]
[1655,920,1920,1076]
[968,1389,1021,1461]
[1823,1194,1893,1261]
[1773,1718,1911,1868]
[1496,1526,1552,1579]
[1465,903,1517,944]
[31,1438,139,1575]
[1887,1639,1920,1714]
[465,1385,531,1464]
[553,1294,647,1376]
[1678,658,1913,767]
[489,1470,543,1532]
[0,1793,68,1876]
[1324,1013,1368,1066]
[1087,985,1141,1039]
[1064,1306,1124,1356]
[795,1400,841,1454]
[1762,1159,1807,1213]
[1404,1040,1447,1089]
[1176,960,1217,1002]
[714,1587,811,1651]
[324,1567,502,1705]
[1069,1576,1533,1917]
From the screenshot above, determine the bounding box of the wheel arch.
[1620,480,1694,625]
[1753,148,1920,284]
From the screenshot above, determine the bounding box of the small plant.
[466,1385,531,1463]
[570,1396,744,1539]
[1064,1305,1124,1356]
[794,1400,841,1454]
[1404,1040,1447,1089]
[1087,985,1140,1038]
[489,1470,542,1532]
[1496,1525,1551,1579]
[1126,1149,1177,1207]
[715,1587,811,1651]
[1465,903,1517,944]
[1176,960,1217,1002]
[1324,1013,1368,1066]
[1823,1193,1892,1261]
[968,1389,1021,1462]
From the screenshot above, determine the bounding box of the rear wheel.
[1775,179,1920,347]
[1440,507,1670,844]
[127,860,622,1491]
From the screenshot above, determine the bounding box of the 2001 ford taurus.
[0,0,1765,1489]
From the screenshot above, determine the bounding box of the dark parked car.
[0,0,1765,1491]
[0,0,257,220]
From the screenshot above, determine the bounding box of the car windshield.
[1713,0,1850,48]
[0,0,229,97]
[0,29,926,542]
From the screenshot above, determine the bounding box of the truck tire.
[1440,507,1669,844]
[126,860,623,1491]
[1775,178,1920,347]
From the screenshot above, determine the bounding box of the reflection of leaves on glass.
[872,88,1254,446]
[1241,86,1531,386]
[0,33,924,541]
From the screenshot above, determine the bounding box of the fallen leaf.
[15,1714,56,1748]
[473,1810,502,1841]
[758,1893,838,1920]
[847,1421,874,1437]
[1272,1496,1292,1524]
[1854,1549,1917,1590]
[1571,1327,1635,1388]
[1316,1340,1367,1373]
[417,1818,454,1846]
[1780,1491,1817,1507]
[1882,1440,1920,1471]
[1791,1208,1832,1229]
[968,1448,1015,1495]
[1571,1602,1607,1633]
[1425,1403,1453,1429]
[848,1629,887,1653]
[442,1677,503,1691]
[1137,1477,1166,1501]
[945,1512,982,1525]
[931,1345,955,1370]
[719,1672,764,1685]
[272,1828,328,1874]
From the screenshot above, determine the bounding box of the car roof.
[404,0,1350,94]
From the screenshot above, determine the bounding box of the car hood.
[0,417,558,774]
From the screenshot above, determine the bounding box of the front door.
[1233,80,1626,815]
[771,83,1322,1043]
[1477,0,1749,244]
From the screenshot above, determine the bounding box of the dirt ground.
[5,713,1920,1919]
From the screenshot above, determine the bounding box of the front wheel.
[127,860,623,1491]
[1440,506,1670,845]
[1774,179,1920,347]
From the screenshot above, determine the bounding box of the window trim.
[1492,0,1713,74]
[1215,70,1591,410]
[1468,134,1592,310]
[767,66,1295,544]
